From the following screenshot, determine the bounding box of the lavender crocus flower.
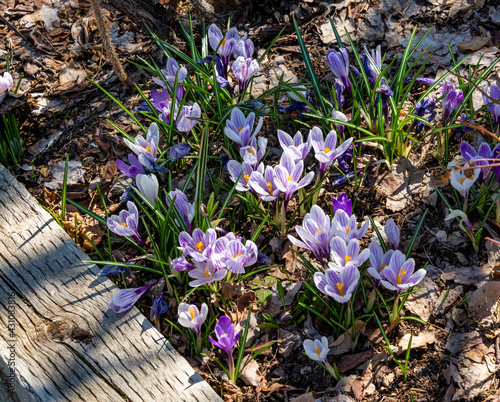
[274,149,315,206]
[169,143,191,161]
[150,293,168,324]
[314,265,360,305]
[124,123,160,169]
[232,57,259,93]
[310,127,353,179]
[166,189,195,232]
[482,85,500,133]
[333,80,345,108]
[333,209,370,242]
[277,129,312,163]
[326,48,351,94]
[228,160,263,192]
[178,302,208,337]
[384,219,400,250]
[240,137,267,167]
[209,315,241,357]
[109,280,158,314]
[414,96,436,134]
[170,256,194,271]
[233,36,254,59]
[224,107,263,147]
[178,228,218,262]
[329,237,370,269]
[188,259,227,287]
[332,192,352,216]
[361,45,381,86]
[0,71,13,94]
[248,166,280,202]
[214,238,258,274]
[116,154,145,179]
[442,81,464,124]
[367,241,394,281]
[208,24,239,75]
[461,141,500,183]
[176,103,201,132]
[136,174,159,204]
[107,201,143,244]
[379,250,426,295]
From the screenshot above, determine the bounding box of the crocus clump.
[482,85,500,134]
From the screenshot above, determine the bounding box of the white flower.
[303,336,329,363]
[178,303,208,337]
[447,162,479,198]
[136,174,159,204]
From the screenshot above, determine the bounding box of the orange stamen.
[189,309,195,319]
[244,174,250,183]
[315,347,321,356]
[324,147,331,153]
[398,269,406,284]
[337,282,344,296]
[267,182,273,195]
[380,263,387,272]
[204,269,211,278]
[196,241,204,253]
[459,178,465,184]
[345,255,351,264]
[146,145,151,152]
[121,222,127,227]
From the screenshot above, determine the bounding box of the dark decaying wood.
[0,165,221,401]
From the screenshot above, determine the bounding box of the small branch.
[0,14,28,42]
[456,120,500,142]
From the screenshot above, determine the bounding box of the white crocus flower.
[178,303,208,337]
[447,162,479,199]
[303,336,329,363]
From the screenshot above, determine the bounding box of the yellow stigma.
[238,125,242,131]
[398,269,406,284]
[337,282,344,296]
[345,255,351,263]
[220,333,228,337]
[222,39,226,47]
[204,269,211,278]
[380,263,387,272]
[345,227,350,234]
[459,178,465,184]
[267,182,273,195]
[316,228,322,233]
[196,241,204,253]
[234,253,243,258]
[249,147,255,156]
[244,174,250,183]
[189,309,195,319]
[287,176,294,181]
[315,347,321,356]
[121,222,127,227]
[324,147,331,153]
[146,145,151,152]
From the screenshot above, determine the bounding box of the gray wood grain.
[0,165,221,401]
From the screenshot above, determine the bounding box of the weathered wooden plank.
[0,165,221,401]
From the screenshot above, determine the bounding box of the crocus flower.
[329,237,370,269]
[153,58,187,100]
[445,209,474,241]
[331,110,348,140]
[116,154,145,179]
[447,161,479,199]
[228,160,263,192]
[384,219,400,250]
[414,96,436,134]
[224,107,263,147]
[178,302,208,337]
[442,81,464,123]
[314,265,360,305]
[232,56,259,93]
[333,80,345,108]
[240,137,267,167]
[136,174,159,204]
[150,293,168,324]
[460,141,500,184]
[209,316,241,357]
[0,71,13,94]
[274,149,315,206]
[277,129,312,163]
[303,336,329,364]
[178,228,218,262]
[169,143,191,161]
[326,48,351,94]
[332,192,352,216]
[379,250,426,295]
[361,45,381,86]
[170,256,194,271]
[107,201,143,244]
[367,241,395,281]
[124,123,160,169]
[188,259,227,287]
[248,166,280,202]
[166,189,195,232]
[288,205,335,264]
[208,24,239,75]
[214,238,258,274]
[332,209,370,242]
[310,126,353,179]
[176,103,201,132]
[233,36,254,59]
[109,280,158,313]
[483,85,500,133]
[375,84,394,123]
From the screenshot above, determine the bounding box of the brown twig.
[456,120,500,142]
[0,14,28,42]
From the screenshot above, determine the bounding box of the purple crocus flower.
[152,58,187,100]
[124,123,160,169]
[329,237,370,269]
[274,149,315,207]
[332,192,352,216]
[248,166,280,202]
[116,154,145,179]
[209,315,241,358]
[442,81,464,124]
[384,219,400,250]
[233,37,254,59]
[366,241,395,281]
[150,293,168,324]
[375,84,394,123]
[214,238,258,274]
[109,280,158,314]
[333,79,345,108]
[333,209,370,242]
[310,127,353,179]
[0,71,13,94]
[460,141,500,183]
[208,24,239,76]
[178,228,218,262]
[361,45,381,86]
[136,174,159,205]
[232,57,259,93]
[277,129,312,163]
[188,259,227,287]
[224,107,263,147]
[178,302,208,337]
[170,256,194,271]
[482,85,500,133]
[107,201,143,244]
[414,96,436,134]
[228,160,263,192]
[169,143,191,161]
[314,265,360,305]
[166,189,195,232]
[240,137,267,167]
[379,250,426,295]
[176,103,201,132]
[326,48,351,94]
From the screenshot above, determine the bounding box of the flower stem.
[324,362,341,381]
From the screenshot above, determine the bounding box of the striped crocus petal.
[109,281,158,314]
